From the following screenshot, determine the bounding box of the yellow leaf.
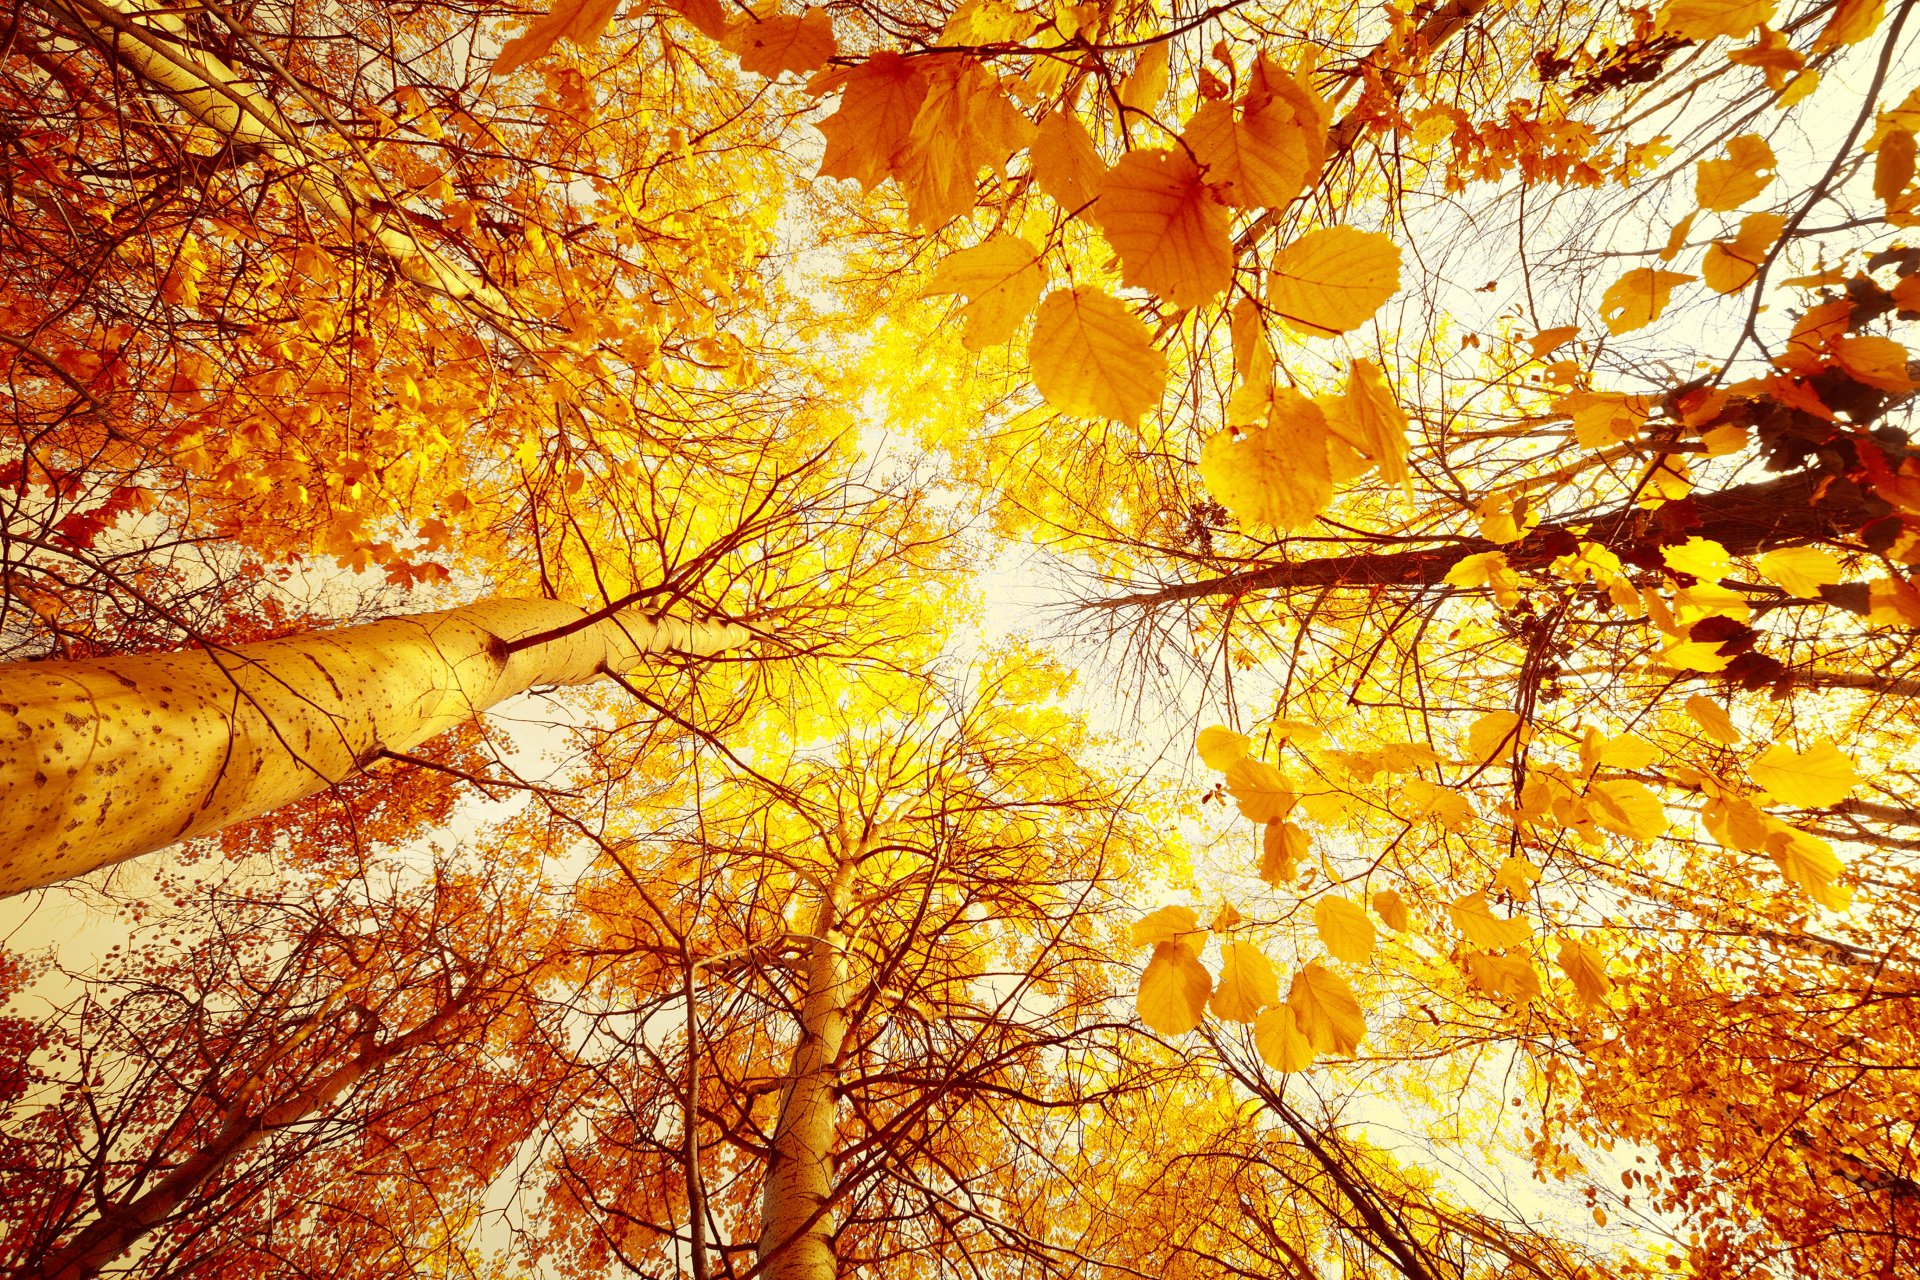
[1750,739,1858,807]
[1091,149,1233,310]
[1225,757,1296,823]
[1445,550,1522,607]
[1662,537,1732,580]
[1372,889,1410,932]
[1448,892,1532,950]
[1527,325,1581,358]
[1322,359,1411,490]
[1876,130,1916,203]
[724,7,837,79]
[1701,211,1785,294]
[1254,1004,1316,1072]
[1814,0,1884,50]
[1029,111,1106,210]
[1197,725,1251,770]
[922,235,1047,350]
[1267,227,1402,337]
[1466,951,1542,1007]
[1695,134,1776,211]
[1685,694,1741,744]
[1757,546,1842,598]
[1587,779,1668,841]
[814,54,929,190]
[1557,937,1614,1005]
[1210,940,1280,1021]
[1182,90,1311,209]
[661,0,728,39]
[1660,0,1775,42]
[1288,962,1366,1055]
[493,0,620,74]
[1199,389,1333,530]
[1118,39,1170,115]
[1599,734,1658,770]
[1131,904,1201,947]
[1138,940,1211,1035]
[1261,820,1308,884]
[1028,287,1167,423]
[1208,902,1243,933]
[1493,856,1543,898]
[1766,825,1850,908]
[1834,335,1915,392]
[1314,895,1376,963]
[896,59,1033,228]
[1468,709,1529,763]
[1601,268,1693,335]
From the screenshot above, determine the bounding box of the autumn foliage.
[4,0,1920,1277]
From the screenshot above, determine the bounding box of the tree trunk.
[0,598,749,895]
[756,855,857,1280]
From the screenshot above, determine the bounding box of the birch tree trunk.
[756,855,858,1280]
[0,598,750,895]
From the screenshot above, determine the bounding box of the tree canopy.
[3,0,1919,1278]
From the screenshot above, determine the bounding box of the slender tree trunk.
[0,598,749,895]
[756,856,857,1280]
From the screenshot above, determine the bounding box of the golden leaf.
[1138,940,1211,1035]
[1757,546,1843,599]
[1660,0,1775,41]
[1600,268,1693,335]
[1197,725,1252,770]
[1448,891,1532,950]
[1255,1004,1316,1072]
[1266,227,1402,337]
[724,7,838,79]
[1527,325,1581,358]
[1314,895,1376,964]
[1261,820,1308,885]
[896,59,1033,228]
[1466,951,1542,1007]
[1467,709,1529,763]
[1493,855,1543,898]
[493,0,620,74]
[1695,135,1776,211]
[1685,694,1741,744]
[1181,91,1311,209]
[1028,288,1167,423]
[1766,825,1850,909]
[921,235,1047,350]
[1118,39,1170,115]
[661,0,728,39]
[1288,962,1366,1055]
[1587,779,1668,841]
[1321,359,1411,490]
[1091,149,1234,310]
[1199,389,1333,530]
[1702,211,1786,294]
[1814,0,1885,50]
[1131,903,1201,947]
[1833,336,1915,392]
[1224,756,1296,823]
[1372,888,1410,932]
[1557,938,1614,1005]
[1029,111,1106,210]
[1750,739,1858,807]
[813,54,929,190]
[1210,940,1279,1022]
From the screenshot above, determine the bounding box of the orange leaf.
[921,235,1047,350]
[1266,227,1402,337]
[1091,149,1234,311]
[493,0,620,74]
[813,54,929,190]
[1600,268,1692,335]
[1027,288,1167,423]
[724,6,837,79]
[1029,111,1107,210]
[1695,135,1776,211]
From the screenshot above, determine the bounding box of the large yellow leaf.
[1660,0,1775,41]
[1028,288,1167,423]
[1702,211,1785,294]
[921,235,1046,350]
[1314,895,1376,964]
[1467,709,1529,763]
[1600,268,1693,335]
[493,0,620,73]
[1224,756,1296,822]
[1685,694,1741,744]
[1255,1004,1316,1072]
[1288,962,1366,1055]
[1210,940,1280,1022]
[1814,0,1885,50]
[1091,149,1234,310]
[1587,779,1668,841]
[1261,820,1308,884]
[1197,725,1251,770]
[1267,227,1401,337]
[896,59,1033,228]
[1834,336,1916,392]
[1372,889,1410,932]
[1757,547,1842,599]
[1182,93,1311,209]
[1695,135,1776,211]
[724,7,838,78]
[813,54,929,189]
[1029,111,1106,210]
[1118,39,1170,114]
[1493,856,1543,898]
[1321,359,1411,490]
[1448,891,1532,950]
[1750,739,1858,807]
[1131,904,1201,947]
[1557,937,1614,1005]
[1766,826,1850,909]
[1138,940,1211,1035]
[1466,951,1542,1007]
[1198,389,1333,530]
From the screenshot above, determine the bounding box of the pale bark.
[756,857,857,1280]
[0,598,750,895]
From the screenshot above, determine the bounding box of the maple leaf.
[1267,227,1401,337]
[921,235,1046,351]
[1199,388,1333,530]
[1138,940,1211,1035]
[1209,940,1279,1022]
[1313,896,1376,964]
[492,0,621,74]
[1287,962,1365,1055]
[1090,149,1233,311]
[1600,268,1693,335]
[813,54,929,190]
[1695,135,1776,211]
[1027,287,1167,423]
[723,7,838,79]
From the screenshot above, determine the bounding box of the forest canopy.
[2,0,1919,1279]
